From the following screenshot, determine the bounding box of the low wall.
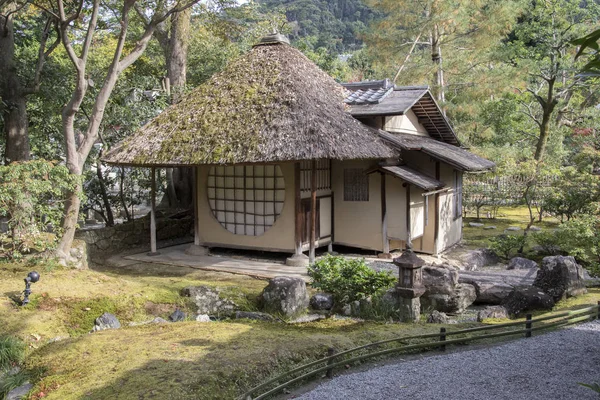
[76,214,193,260]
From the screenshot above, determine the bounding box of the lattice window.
[343,168,369,201]
[300,160,331,193]
[208,165,285,236]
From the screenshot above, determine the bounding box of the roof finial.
[254,31,290,47]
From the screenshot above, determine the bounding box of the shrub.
[307,255,395,307]
[488,234,527,259]
[0,336,25,370]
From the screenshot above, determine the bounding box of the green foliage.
[0,336,25,370]
[544,167,600,222]
[0,160,79,259]
[0,369,30,399]
[488,234,527,259]
[578,382,600,394]
[308,255,395,306]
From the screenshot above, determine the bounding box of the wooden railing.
[238,303,600,400]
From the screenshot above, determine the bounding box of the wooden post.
[525,314,532,338]
[406,183,412,249]
[433,162,440,254]
[381,173,389,254]
[326,347,336,378]
[439,327,446,351]
[597,301,600,320]
[294,162,303,255]
[193,167,200,246]
[149,167,158,255]
[309,160,317,263]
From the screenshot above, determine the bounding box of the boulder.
[533,256,587,301]
[92,313,121,332]
[195,314,211,322]
[508,257,538,270]
[6,382,33,400]
[477,306,509,321]
[421,283,477,314]
[169,309,186,322]
[259,276,309,318]
[469,222,484,227]
[150,317,168,324]
[470,281,515,305]
[235,311,276,322]
[505,226,521,231]
[483,226,497,230]
[310,293,334,310]
[426,310,449,324]
[182,286,238,316]
[502,287,554,317]
[459,249,499,271]
[423,265,459,295]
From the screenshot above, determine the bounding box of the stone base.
[147,251,161,257]
[286,253,309,267]
[398,297,421,323]
[185,244,209,256]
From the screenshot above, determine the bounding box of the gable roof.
[103,41,395,167]
[379,131,495,172]
[342,81,459,146]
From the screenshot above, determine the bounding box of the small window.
[344,168,369,201]
[454,170,463,219]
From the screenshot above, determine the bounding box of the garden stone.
[289,314,326,323]
[533,256,587,301]
[235,311,276,322]
[6,382,33,400]
[426,310,449,323]
[150,317,168,324]
[421,283,477,314]
[169,309,186,322]
[459,249,499,270]
[529,226,542,232]
[182,286,238,316]
[483,226,497,230]
[508,257,538,270]
[505,226,521,231]
[477,306,509,321]
[502,287,554,317]
[423,265,459,295]
[310,293,334,310]
[469,281,514,305]
[195,314,211,322]
[92,312,121,332]
[259,276,309,318]
[469,222,484,227]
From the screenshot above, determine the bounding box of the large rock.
[502,287,554,317]
[423,265,459,295]
[310,293,334,310]
[427,310,449,324]
[508,257,538,270]
[169,309,186,322]
[533,256,587,301]
[421,283,477,314]
[92,312,121,332]
[260,276,309,318]
[182,286,238,316]
[477,306,509,321]
[235,311,276,322]
[459,248,499,270]
[6,382,33,400]
[470,281,515,305]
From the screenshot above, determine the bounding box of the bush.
[307,255,395,307]
[488,234,527,259]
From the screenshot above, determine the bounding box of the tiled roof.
[344,86,394,105]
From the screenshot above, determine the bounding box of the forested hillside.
[257,0,378,52]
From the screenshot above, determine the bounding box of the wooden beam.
[193,167,200,246]
[294,162,303,255]
[309,160,317,263]
[381,172,389,253]
[149,167,158,255]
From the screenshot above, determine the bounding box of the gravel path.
[296,321,600,400]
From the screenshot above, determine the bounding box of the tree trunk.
[534,106,553,161]
[56,183,81,258]
[0,5,30,162]
[96,161,114,226]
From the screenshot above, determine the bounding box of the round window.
[207,165,285,236]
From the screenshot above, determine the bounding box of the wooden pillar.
[149,167,158,255]
[309,160,317,263]
[294,162,303,255]
[406,183,412,250]
[434,161,440,255]
[381,172,389,254]
[193,167,200,246]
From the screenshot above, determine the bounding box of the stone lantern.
[392,247,426,322]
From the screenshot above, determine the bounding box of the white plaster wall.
[332,160,382,251]
[386,176,407,241]
[196,163,296,252]
[410,186,425,239]
[383,110,428,136]
[436,165,462,253]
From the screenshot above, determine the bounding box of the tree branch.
[23,16,60,95]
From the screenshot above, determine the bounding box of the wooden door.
[301,198,320,244]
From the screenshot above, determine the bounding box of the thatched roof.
[379,131,495,172]
[103,41,395,166]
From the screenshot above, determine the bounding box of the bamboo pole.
[149,167,158,255]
